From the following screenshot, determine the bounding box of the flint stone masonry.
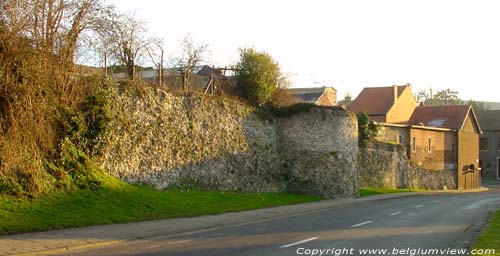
[278,108,359,198]
[97,87,359,198]
[358,142,457,190]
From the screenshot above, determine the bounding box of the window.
[428,138,432,153]
[398,135,403,144]
[480,138,488,151]
[412,137,416,152]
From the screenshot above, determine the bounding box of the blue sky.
[106,0,500,102]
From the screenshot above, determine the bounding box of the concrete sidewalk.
[0,189,489,256]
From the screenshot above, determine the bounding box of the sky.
[106,0,500,102]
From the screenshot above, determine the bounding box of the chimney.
[392,85,398,103]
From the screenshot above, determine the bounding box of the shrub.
[357,111,378,144]
[234,48,285,106]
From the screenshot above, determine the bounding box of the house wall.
[386,86,418,124]
[409,128,457,171]
[315,88,337,106]
[375,125,409,149]
[457,114,481,189]
[480,131,500,180]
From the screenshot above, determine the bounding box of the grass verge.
[473,210,500,256]
[0,173,320,235]
[359,187,420,197]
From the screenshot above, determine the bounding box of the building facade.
[477,110,500,181]
[289,87,337,106]
[350,84,482,189]
[349,83,417,123]
[408,105,481,189]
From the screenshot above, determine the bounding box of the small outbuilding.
[408,105,482,189]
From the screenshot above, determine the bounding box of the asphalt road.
[63,189,500,256]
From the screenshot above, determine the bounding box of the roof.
[348,85,407,115]
[476,110,500,131]
[408,105,476,131]
[288,87,336,104]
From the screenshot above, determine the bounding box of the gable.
[349,85,409,116]
[289,87,336,105]
[461,110,481,134]
[386,86,418,124]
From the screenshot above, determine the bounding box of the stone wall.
[96,86,359,198]
[278,108,359,198]
[97,87,285,192]
[358,142,457,190]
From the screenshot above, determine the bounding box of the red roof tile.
[349,86,407,115]
[408,105,471,130]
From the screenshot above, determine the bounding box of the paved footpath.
[0,189,489,256]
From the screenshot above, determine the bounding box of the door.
[498,158,500,180]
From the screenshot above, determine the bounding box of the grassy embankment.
[0,170,320,234]
[474,210,500,256]
[359,187,420,197]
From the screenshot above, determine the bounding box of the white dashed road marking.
[433,200,441,203]
[389,211,403,216]
[168,240,192,245]
[415,205,424,208]
[280,237,319,248]
[351,221,374,228]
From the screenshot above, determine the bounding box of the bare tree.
[1,0,103,84]
[145,36,166,86]
[174,35,208,92]
[100,12,148,80]
[416,87,463,106]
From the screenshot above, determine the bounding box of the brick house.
[408,105,482,189]
[349,84,482,189]
[288,87,337,106]
[477,110,500,181]
[349,83,417,123]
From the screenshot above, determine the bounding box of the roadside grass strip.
[0,175,320,234]
[474,210,500,256]
[359,187,420,197]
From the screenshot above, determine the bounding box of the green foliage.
[235,48,284,105]
[59,139,101,191]
[269,103,317,118]
[0,180,320,234]
[357,111,378,144]
[359,187,421,197]
[357,111,370,141]
[341,94,353,107]
[474,210,500,255]
[80,79,113,154]
[58,107,87,143]
[253,103,318,123]
[0,174,24,197]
